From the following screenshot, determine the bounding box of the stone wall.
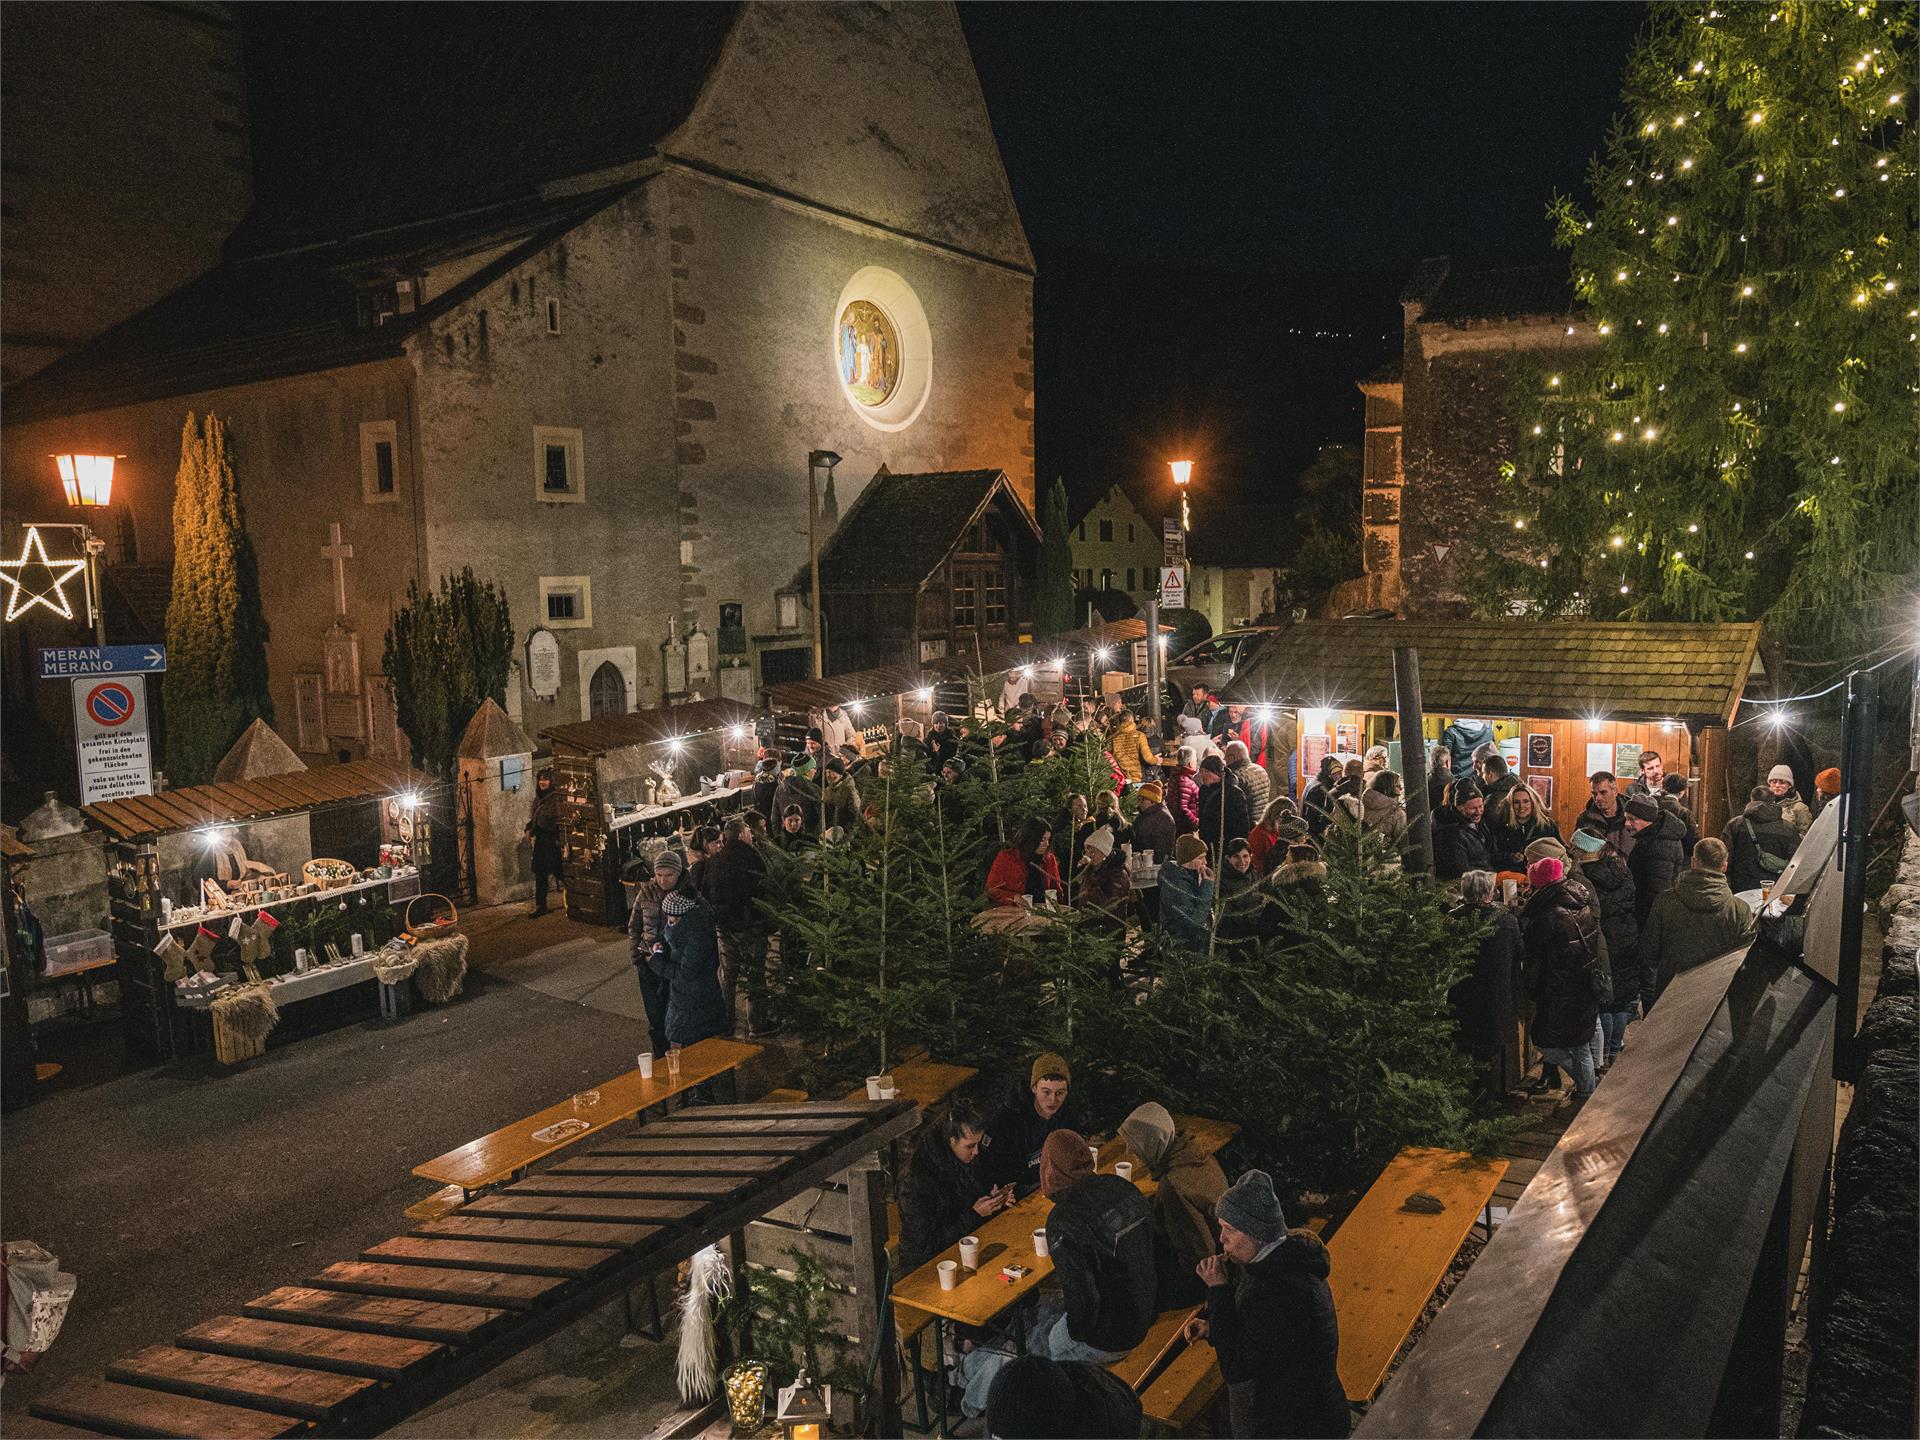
[15,832,108,940]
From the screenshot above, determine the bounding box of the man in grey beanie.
[1181,1170,1347,1438]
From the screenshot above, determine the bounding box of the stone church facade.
[2,2,1033,762]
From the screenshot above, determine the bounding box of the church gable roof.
[820,469,1039,593]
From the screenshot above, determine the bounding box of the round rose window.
[837,300,900,407]
[831,268,932,433]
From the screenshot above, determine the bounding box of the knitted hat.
[807,727,825,743]
[652,849,685,876]
[1451,778,1484,802]
[1039,1129,1093,1197]
[1815,767,1842,797]
[1083,828,1115,861]
[1030,1052,1071,1085]
[825,757,846,776]
[661,890,698,915]
[1138,781,1164,803]
[1625,796,1661,822]
[1570,827,1608,855]
[1524,835,1572,866]
[985,1356,1079,1439]
[1526,856,1564,888]
[793,754,817,776]
[1215,1168,1288,1244]
[1768,764,1795,786]
[1174,834,1208,864]
[942,757,967,778]
[1199,754,1226,776]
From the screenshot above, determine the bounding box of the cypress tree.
[163,413,273,785]
[1034,476,1076,636]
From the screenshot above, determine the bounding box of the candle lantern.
[775,1366,831,1440]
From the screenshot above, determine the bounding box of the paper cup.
[866,1075,884,1100]
[1031,1228,1050,1258]
[638,1052,654,1079]
[937,1260,959,1290]
[879,1086,897,1100]
[958,1236,981,1269]
[1115,1161,1135,1181]
[1088,1144,1101,1170]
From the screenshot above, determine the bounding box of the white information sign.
[71,674,153,803]
[526,628,563,699]
[1162,518,1186,569]
[1159,566,1187,609]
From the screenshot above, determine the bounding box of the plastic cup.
[958,1236,981,1269]
[937,1260,959,1290]
[1031,1228,1050,1258]
[638,1052,654,1079]
[667,1047,683,1079]
[1115,1161,1135,1182]
[879,1085,897,1100]
[865,1075,884,1100]
[1088,1144,1101,1170]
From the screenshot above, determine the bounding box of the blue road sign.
[38,645,167,679]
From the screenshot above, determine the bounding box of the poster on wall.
[1499,736,1522,772]
[1615,741,1642,778]
[1527,732,1554,770]
[1302,731,1330,778]
[1527,774,1554,811]
[1585,741,1614,779]
[1335,723,1359,755]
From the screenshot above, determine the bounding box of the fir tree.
[163,413,273,785]
[1466,1,1918,663]
[382,569,514,776]
[1034,477,1076,636]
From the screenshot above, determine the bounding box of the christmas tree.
[382,569,514,776]
[163,413,273,785]
[1466,1,1917,662]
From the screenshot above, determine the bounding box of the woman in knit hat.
[1120,1102,1228,1306]
[1813,767,1843,817]
[1182,1169,1346,1439]
[1520,854,1607,1097]
[1766,763,1814,836]
[1129,781,1176,867]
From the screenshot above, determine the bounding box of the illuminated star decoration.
[0,527,88,622]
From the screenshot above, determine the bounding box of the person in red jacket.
[988,817,1065,907]
[1168,747,1202,835]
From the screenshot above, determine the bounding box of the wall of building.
[0,2,250,386]
[1069,487,1160,605]
[1191,565,1280,636]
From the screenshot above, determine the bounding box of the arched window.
[588,661,627,718]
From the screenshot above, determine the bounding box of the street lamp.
[50,452,121,645]
[807,450,841,679]
[1169,458,1194,532]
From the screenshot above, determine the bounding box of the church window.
[1099,519,1113,542]
[777,592,800,630]
[1128,523,1136,542]
[832,267,933,434]
[835,299,901,407]
[588,661,627,717]
[538,575,592,629]
[532,425,585,502]
[546,299,561,334]
[360,419,400,504]
[1126,567,1136,591]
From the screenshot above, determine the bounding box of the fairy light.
[1666,215,1680,225]
[1687,522,1698,532]
[1681,157,1694,169]
[1745,550,1756,560]
[1750,111,1765,125]
[1643,427,1658,440]
[1549,375,1561,387]
[1741,285,1754,296]
[1611,535,1625,547]
[1619,584,1631,594]
[1833,401,1847,412]
[1735,342,1749,353]
[1599,323,1613,335]
[1657,322,1669,333]
[1610,430,1625,442]
[1514,519,1527,530]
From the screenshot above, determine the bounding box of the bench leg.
[935,1322,949,1436]
[623,1276,666,1342]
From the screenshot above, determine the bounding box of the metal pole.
[1145,597,1163,739]
[1393,644,1433,875]
[808,463,823,679]
[87,532,107,646]
[1833,669,1875,1080]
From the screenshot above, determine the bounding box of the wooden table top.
[412,1038,761,1191]
[1326,1145,1508,1403]
[840,1060,977,1109]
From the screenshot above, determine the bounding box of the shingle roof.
[542,698,758,759]
[81,759,431,841]
[1361,355,1404,386]
[1222,620,1762,728]
[818,470,1039,593]
[1416,264,1576,326]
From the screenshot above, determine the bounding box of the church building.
[1,2,1034,763]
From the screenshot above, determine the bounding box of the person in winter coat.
[701,817,768,1036]
[1302,755,1342,839]
[1216,838,1265,942]
[525,770,564,915]
[819,758,861,833]
[985,1356,1143,1440]
[1159,834,1215,949]
[1360,770,1409,847]
[1269,842,1328,904]
[1129,783,1177,922]
[1106,709,1165,783]
[627,849,686,1055]
[1074,827,1133,927]
[1479,754,1521,817]
[983,1053,1083,1195]
[1167,749,1202,835]
[817,704,859,755]
[1627,748,1666,801]
[1723,785,1800,894]
[1441,717,1495,780]
[1224,740,1271,820]
[1433,779,1495,880]
[653,890,729,1048]
[1120,1103,1229,1308]
[1184,1170,1346,1440]
[751,755,781,825]
[924,713,958,774]
[1659,773,1701,857]
[1521,856,1606,1096]
[1623,796,1687,927]
[1362,743,1391,788]
[1489,782,1560,871]
[773,753,822,833]
[1450,872,1525,1096]
[988,817,1066,907]
[1572,827,1642,1059]
[1197,755,1252,844]
[1765,764,1815,836]
[1426,744,1454,815]
[898,1101,1013,1272]
[1642,837,1758,992]
[1813,767,1843,818]
[1248,797,1300,876]
[1579,772,1631,853]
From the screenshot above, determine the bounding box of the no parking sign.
[71,674,153,803]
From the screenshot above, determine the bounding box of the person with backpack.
[1722,785,1800,895]
[1521,855,1607,1098]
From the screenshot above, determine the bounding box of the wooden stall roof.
[1,827,34,862]
[79,759,432,841]
[1223,620,1762,728]
[541,698,758,759]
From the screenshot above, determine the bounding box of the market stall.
[79,758,447,1060]
[1223,619,1763,839]
[541,698,760,925]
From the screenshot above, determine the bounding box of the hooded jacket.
[1198,771,1253,844]
[1577,852,1643,1006]
[1360,787,1408,844]
[1723,800,1799,894]
[1206,1230,1347,1440]
[1121,1105,1228,1308]
[1626,810,1689,926]
[1775,789,1814,837]
[1522,877,1605,1047]
[1045,1173,1158,1354]
[1642,867,1757,989]
[1450,900,1522,1061]
[1440,719,1494,780]
[1107,718,1162,782]
[1432,806,1495,880]
[1158,860,1214,949]
[1129,802,1177,866]
[652,894,729,1046]
[898,1126,991,1273]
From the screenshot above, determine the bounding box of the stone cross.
[320,521,354,617]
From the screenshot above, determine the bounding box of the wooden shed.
[1222,619,1764,839]
[816,468,1041,675]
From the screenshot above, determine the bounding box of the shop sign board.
[71,674,153,803]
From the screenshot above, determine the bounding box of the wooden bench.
[1109,1303,1200,1390]
[411,1037,761,1196]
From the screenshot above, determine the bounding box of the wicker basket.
[403,893,460,943]
[302,858,357,890]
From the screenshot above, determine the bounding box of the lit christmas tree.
[1467,1,1917,662]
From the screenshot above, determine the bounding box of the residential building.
[1068,484,1161,606]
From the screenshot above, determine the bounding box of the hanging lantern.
[775,1366,831,1440]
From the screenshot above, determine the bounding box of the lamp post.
[51,452,120,645]
[1169,457,1194,533]
[807,450,840,679]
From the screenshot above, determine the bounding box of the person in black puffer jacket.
[986,1356,1143,1439]
[1722,785,1800,895]
[1432,780,1495,880]
[1572,827,1642,1062]
[1623,797,1687,927]
[1449,872,1526,1096]
[897,1102,1012,1273]
[1521,857,1607,1097]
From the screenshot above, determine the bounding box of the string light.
[1687,522,1698,532]
[1833,401,1847,412]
